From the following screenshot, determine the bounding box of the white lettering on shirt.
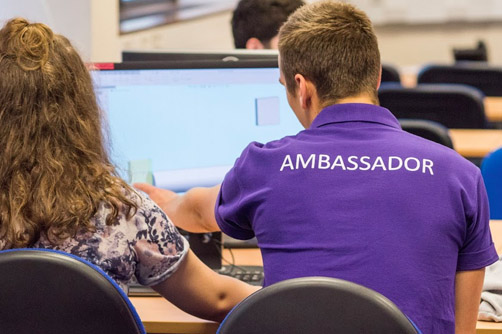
[404,157,420,172]
[347,156,359,170]
[280,154,294,171]
[318,154,331,169]
[330,155,346,170]
[359,156,371,171]
[296,154,316,169]
[371,156,387,171]
[388,156,403,171]
[422,159,434,175]
[279,154,434,175]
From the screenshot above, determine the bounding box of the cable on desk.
[212,238,250,273]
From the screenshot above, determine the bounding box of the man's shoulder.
[398,131,478,171]
[239,133,304,156]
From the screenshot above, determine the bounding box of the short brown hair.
[0,18,137,248]
[232,0,304,48]
[278,0,380,105]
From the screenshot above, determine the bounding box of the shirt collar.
[309,103,401,130]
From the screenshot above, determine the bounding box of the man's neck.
[334,94,377,106]
[306,93,377,128]
[312,94,377,118]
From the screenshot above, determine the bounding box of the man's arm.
[152,250,259,322]
[455,268,485,334]
[134,183,220,233]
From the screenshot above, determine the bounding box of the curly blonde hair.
[0,18,138,248]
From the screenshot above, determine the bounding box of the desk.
[449,129,502,158]
[131,248,262,334]
[131,222,502,334]
[130,298,218,334]
[397,72,502,159]
[485,97,502,122]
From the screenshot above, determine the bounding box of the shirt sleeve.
[214,143,258,240]
[133,195,189,286]
[457,173,499,271]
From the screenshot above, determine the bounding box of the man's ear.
[295,74,313,110]
[245,38,265,50]
[377,66,382,90]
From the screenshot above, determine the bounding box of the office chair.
[381,63,401,84]
[217,276,420,334]
[417,63,502,96]
[378,83,487,129]
[481,147,502,219]
[399,119,454,149]
[0,248,146,334]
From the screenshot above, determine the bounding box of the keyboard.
[128,265,264,297]
[127,283,160,297]
[218,265,264,286]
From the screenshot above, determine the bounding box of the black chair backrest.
[378,83,487,129]
[217,276,419,334]
[399,119,454,149]
[0,249,145,334]
[381,63,401,83]
[417,63,502,96]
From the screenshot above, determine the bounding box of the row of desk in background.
[400,70,502,160]
[130,220,502,334]
[447,97,502,159]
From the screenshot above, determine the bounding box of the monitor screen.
[91,60,302,192]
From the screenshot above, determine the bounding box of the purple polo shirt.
[215,103,498,333]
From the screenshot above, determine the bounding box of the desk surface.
[131,298,218,334]
[131,221,502,334]
[449,129,502,158]
[485,97,502,122]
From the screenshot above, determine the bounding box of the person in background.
[136,1,498,332]
[231,0,304,49]
[0,17,256,323]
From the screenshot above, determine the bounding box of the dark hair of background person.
[0,18,138,248]
[278,0,381,106]
[232,0,305,48]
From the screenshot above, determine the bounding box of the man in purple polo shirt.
[136,1,498,332]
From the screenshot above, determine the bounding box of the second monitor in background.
[122,49,278,63]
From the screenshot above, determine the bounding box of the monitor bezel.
[121,49,279,63]
[93,59,279,72]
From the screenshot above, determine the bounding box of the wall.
[120,11,235,58]
[351,0,502,25]
[377,22,502,70]
[1,0,92,60]
[90,0,120,62]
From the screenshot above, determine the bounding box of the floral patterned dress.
[32,192,189,292]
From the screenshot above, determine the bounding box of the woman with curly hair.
[0,17,256,322]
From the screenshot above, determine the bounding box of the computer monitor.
[122,49,278,63]
[91,60,302,193]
